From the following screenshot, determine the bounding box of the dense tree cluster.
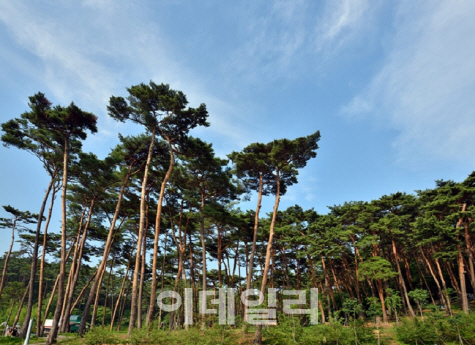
[0,82,473,345]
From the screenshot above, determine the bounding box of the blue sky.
[1,1,475,256]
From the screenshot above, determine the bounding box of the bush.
[263,315,382,345]
[396,313,475,345]
[84,327,122,345]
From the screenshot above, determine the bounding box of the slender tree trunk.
[199,194,207,330]
[306,252,325,324]
[118,280,131,331]
[402,254,414,291]
[187,231,198,322]
[392,238,415,317]
[61,199,95,333]
[128,129,156,335]
[12,284,30,331]
[70,269,98,314]
[47,137,69,345]
[20,175,55,338]
[329,258,340,293]
[376,279,388,323]
[79,164,134,335]
[0,219,17,301]
[218,228,223,287]
[321,255,337,310]
[138,219,148,329]
[102,260,114,328]
[446,261,461,295]
[231,242,239,288]
[431,252,451,314]
[457,244,469,313]
[92,259,111,327]
[43,276,60,329]
[244,174,263,325]
[42,241,76,336]
[157,233,169,328]
[463,222,475,292]
[456,204,469,313]
[147,140,175,328]
[111,262,130,331]
[60,207,86,332]
[4,299,15,336]
[37,184,59,337]
[254,170,280,344]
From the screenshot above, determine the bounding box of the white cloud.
[341,0,475,166]
[314,0,370,52]
[0,1,256,147]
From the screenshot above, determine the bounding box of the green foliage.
[84,327,121,345]
[358,256,397,281]
[128,326,239,345]
[366,297,383,319]
[396,313,475,345]
[263,316,381,345]
[341,298,362,319]
[407,289,428,306]
[384,288,402,312]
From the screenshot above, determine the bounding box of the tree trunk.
[128,129,156,335]
[457,243,469,313]
[463,222,475,293]
[47,136,69,345]
[61,199,95,333]
[147,140,175,328]
[456,203,469,313]
[102,260,114,328]
[0,217,17,301]
[244,174,263,326]
[79,163,134,335]
[430,252,451,314]
[199,193,207,330]
[37,184,58,337]
[392,238,415,317]
[306,252,325,324]
[111,262,130,331]
[376,279,388,323]
[70,269,97,314]
[12,284,30,332]
[20,175,55,338]
[4,299,15,336]
[254,170,280,345]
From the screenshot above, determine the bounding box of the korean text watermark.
[157,288,319,325]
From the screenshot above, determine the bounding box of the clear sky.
[1,1,475,256]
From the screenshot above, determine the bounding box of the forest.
[1,81,475,345]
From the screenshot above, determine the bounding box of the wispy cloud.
[0,1,250,147]
[341,0,475,166]
[314,0,371,53]
[224,0,375,86]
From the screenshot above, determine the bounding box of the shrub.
[84,327,121,345]
[396,313,475,345]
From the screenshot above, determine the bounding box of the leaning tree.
[108,81,209,332]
